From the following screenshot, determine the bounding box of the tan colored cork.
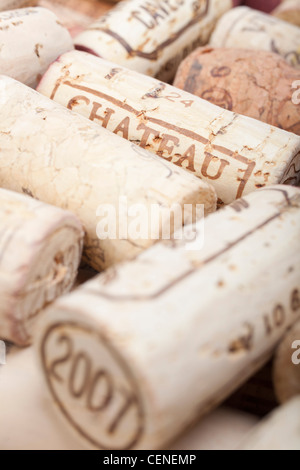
[74,0,232,82]
[272,0,300,26]
[174,47,300,135]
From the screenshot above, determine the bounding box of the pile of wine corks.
[0,0,299,451]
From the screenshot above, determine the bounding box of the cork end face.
[38,320,145,450]
[8,224,83,347]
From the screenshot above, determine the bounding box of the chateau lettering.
[130,0,186,30]
[92,0,204,32]
[60,83,255,200]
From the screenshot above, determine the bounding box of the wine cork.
[239,397,300,450]
[0,0,37,10]
[37,185,300,450]
[174,47,300,135]
[0,188,84,346]
[74,0,233,82]
[272,0,300,26]
[210,6,300,69]
[273,320,300,403]
[0,76,216,271]
[37,50,300,206]
[0,348,257,450]
[0,7,73,88]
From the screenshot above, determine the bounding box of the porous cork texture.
[174,47,300,135]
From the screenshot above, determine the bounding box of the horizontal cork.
[36,185,300,450]
[0,7,73,88]
[174,47,300,135]
[0,188,84,346]
[0,75,216,271]
[210,6,300,69]
[74,0,232,82]
[37,50,300,206]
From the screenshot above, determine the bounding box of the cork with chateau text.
[74,0,233,81]
[38,50,300,206]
